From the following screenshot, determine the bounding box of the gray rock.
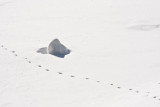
[47,39,71,58]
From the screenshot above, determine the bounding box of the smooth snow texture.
[0,0,160,107]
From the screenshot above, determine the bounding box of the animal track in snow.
[70,75,75,77]
[58,72,63,74]
[1,44,160,102]
[45,69,49,71]
[135,91,139,93]
[11,51,15,53]
[153,96,157,99]
[117,87,121,89]
[38,65,42,67]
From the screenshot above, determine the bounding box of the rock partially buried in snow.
[37,39,71,58]
[47,39,71,58]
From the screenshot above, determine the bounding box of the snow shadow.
[129,24,160,31]
[37,47,67,58]
[37,47,48,54]
[0,2,10,6]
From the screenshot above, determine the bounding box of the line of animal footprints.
[1,45,160,101]
[1,45,18,56]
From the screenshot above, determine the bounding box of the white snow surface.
[1,0,160,106]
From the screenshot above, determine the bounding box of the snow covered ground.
[1,0,160,106]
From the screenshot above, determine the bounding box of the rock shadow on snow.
[37,39,71,58]
[37,47,48,54]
